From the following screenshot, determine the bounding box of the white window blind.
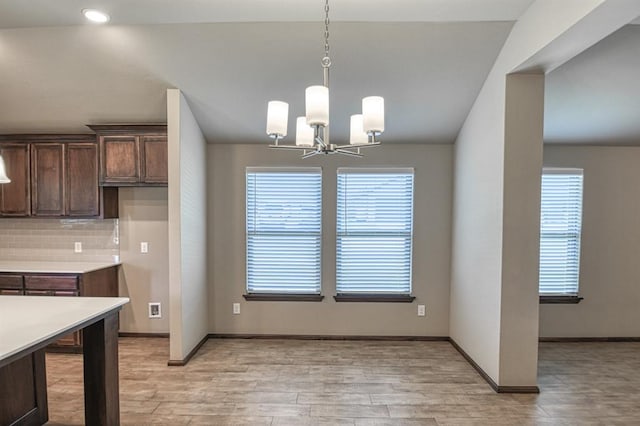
[539,168,584,295]
[246,168,322,294]
[336,168,414,294]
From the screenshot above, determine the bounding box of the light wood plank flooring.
[44,338,640,425]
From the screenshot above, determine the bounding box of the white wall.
[118,187,169,333]
[208,144,452,336]
[449,0,637,387]
[540,145,640,337]
[168,89,209,361]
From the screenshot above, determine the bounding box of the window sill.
[540,295,583,304]
[334,294,416,303]
[243,293,324,302]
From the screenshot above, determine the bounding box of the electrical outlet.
[149,302,162,318]
[74,242,82,253]
[233,303,241,315]
[140,242,149,253]
[417,305,426,317]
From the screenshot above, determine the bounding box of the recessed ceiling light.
[82,9,110,24]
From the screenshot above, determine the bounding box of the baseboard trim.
[540,337,640,342]
[167,334,208,367]
[119,332,169,338]
[208,333,449,341]
[448,338,539,394]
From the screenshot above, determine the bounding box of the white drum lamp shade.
[0,155,10,184]
[266,101,289,137]
[349,114,369,145]
[305,86,329,126]
[296,117,315,146]
[362,96,385,134]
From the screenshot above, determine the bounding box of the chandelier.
[265,0,384,158]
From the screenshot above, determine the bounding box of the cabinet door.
[25,288,80,347]
[141,135,168,184]
[31,143,65,216]
[0,274,24,294]
[100,135,140,184]
[0,144,30,216]
[55,287,82,347]
[24,274,78,291]
[67,143,99,216]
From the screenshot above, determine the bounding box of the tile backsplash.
[0,218,119,262]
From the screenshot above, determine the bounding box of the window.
[336,168,414,296]
[246,168,322,295]
[539,168,583,297]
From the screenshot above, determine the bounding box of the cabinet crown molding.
[0,134,95,143]
[86,124,167,135]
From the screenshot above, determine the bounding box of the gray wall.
[118,187,169,333]
[208,144,452,336]
[540,145,640,337]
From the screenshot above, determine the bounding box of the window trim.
[334,293,415,303]
[539,295,583,304]
[244,293,324,302]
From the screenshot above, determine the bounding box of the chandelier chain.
[323,0,330,61]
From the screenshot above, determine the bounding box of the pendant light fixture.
[0,155,10,184]
[266,0,384,158]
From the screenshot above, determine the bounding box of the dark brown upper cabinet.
[141,135,169,184]
[0,143,31,216]
[67,143,101,217]
[0,135,117,219]
[100,135,140,184]
[31,143,65,216]
[88,125,168,187]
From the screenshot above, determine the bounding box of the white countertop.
[0,261,120,274]
[0,296,129,364]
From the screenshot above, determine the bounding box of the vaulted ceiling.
[0,0,637,145]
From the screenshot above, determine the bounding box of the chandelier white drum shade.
[305,86,330,126]
[363,96,385,133]
[266,0,384,158]
[296,117,314,147]
[349,115,368,145]
[266,101,289,138]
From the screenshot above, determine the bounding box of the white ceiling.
[0,0,638,146]
[545,24,640,145]
[0,0,535,28]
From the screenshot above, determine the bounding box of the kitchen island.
[0,296,129,425]
[0,261,120,352]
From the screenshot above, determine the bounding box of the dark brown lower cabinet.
[0,274,23,295]
[0,266,118,352]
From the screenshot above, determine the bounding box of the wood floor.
[44,338,640,425]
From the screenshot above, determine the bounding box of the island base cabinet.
[0,350,48,426]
